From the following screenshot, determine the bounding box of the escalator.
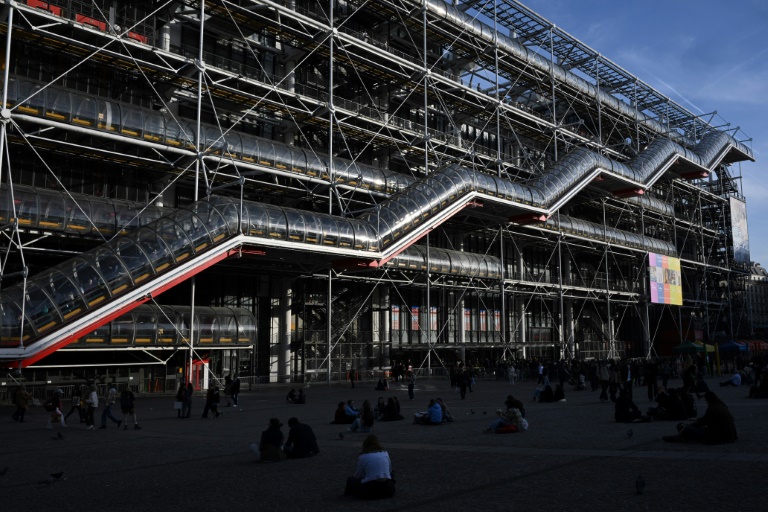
[0,117,753,367]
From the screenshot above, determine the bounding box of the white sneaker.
[87,425,95,430]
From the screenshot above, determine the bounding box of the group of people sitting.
[484,394,529,433]
[412,398,453,425]
[532,383,567,403]
[332,397,404,429]
[251,416,320,462]
[286,388,306,404]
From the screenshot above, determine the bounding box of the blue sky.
[521,0,768,265]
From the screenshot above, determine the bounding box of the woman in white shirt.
[344,435,396,499]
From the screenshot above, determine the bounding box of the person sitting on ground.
[539,384,555,403]
[413,398,442,425]
[348,399,375,433]
[332,402,353,424]
[283,417,320,458]
[648,387,688,421]
[251,418,286,462]
[380,397,404,421]
[436,398,454,423]
[374,397,386,420]
[663,391,737,444]
[505,395,526,419]
[615,388,648,423]
[374,378,389,391]
[484,400,525,433]
[345,400,359,420]
[286,388,298,403]
[344,434,396,500]
[720,371,742,387]
[295,389,306,404]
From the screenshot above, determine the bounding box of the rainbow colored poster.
[648,253,682,305]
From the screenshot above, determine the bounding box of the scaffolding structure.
[0,0,755,386]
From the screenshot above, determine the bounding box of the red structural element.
[591,174,605,182]
[679,170,709,180]
[27,0,61,16]
[509,213,548,225]
[127,32,149,44]
[612,188,645,198]
[76,14,107,32]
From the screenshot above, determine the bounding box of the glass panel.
[273,143,292,171]
[90,247,131,296]
[157,306,178,344]
[203,125,226,155]
[319,215,338,247]
[218,310,237,343]
[40,269,87,321]
[351,221,374,252]
[288,145,306,174]
[3,188,38,226]
[196,307,217,343]
[15,80,45,116]
[64,196,93,234]
[304,150,325,178]
[258,140,275,167]
[241,135,259,163]
[234,308,256,342]
[202,198,237,241]
[111,313,135,345]
[134,305,158,344]
[73,96,97,127]
[285,208,305,242]
[224,133,242,158]
[120,107,143,138]
[243,203,268,237]
[302,211,322,244]
[67,257,110,308]
[4,76,17,109]
[0,292,25,347]
[23,281,61,335]
[174,307,197,344]
[45,89,71,123]
[171,209,211,253]
[112,236,153,285]
[153,218,193,263]
[265,205,287,240]
[337,219,354,248]
[143,111,165,142]
[38,190,66,230]
[91,199,115,235]
[96,100,118,132]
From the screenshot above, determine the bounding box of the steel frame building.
[0,0,755,387]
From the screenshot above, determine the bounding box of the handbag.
[174,401,183,410]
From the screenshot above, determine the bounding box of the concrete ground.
[1,376,766,512]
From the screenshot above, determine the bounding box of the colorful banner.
[391,305,400,331]
[410,306,420,331]
[648,253,682,305]
[730,197,750,264]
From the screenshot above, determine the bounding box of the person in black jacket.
[252,418,286,462]
[664,392,737,444]
[284,417,319,458]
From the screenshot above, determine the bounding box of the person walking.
[407,371,415,400]
[85,385,98,430]
[182,382,193,418]
[64,386,85,424]
[100,386,122,429]
[230,374,241,407]
[175,383,185,419]
[349,368,356,389]
[202,385,222,419]
[120,388,141,430]
[11,385,31,423]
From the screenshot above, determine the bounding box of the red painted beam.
[612,188,644,198]
[509,213,548,225]
[679,170,709,180]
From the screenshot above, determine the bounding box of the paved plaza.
[1,375,767,511]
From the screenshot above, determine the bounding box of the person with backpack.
[120,389,141,430]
